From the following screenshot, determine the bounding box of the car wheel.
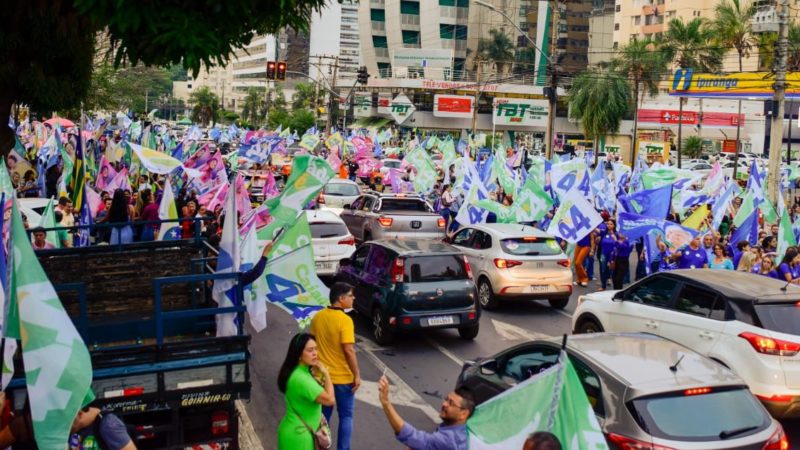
[458,324,479,340]
[372,307,394,345]
[576,317,604,334]
[478,278,499,310]
[548,298,569,309]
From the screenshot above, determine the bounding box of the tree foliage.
[477,29,516,72]
[682,135,704,158]
[85,64,173,114]
[661,18,723,72]
[713,0,757,72]
[292,82,318,111]
[568,68,631,143]
[241,87,267,127]
[189,87,219,127]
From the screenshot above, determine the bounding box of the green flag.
[403,146,437,194]
[467,351,608,449]
[777,190,796,259]
[512,177,553,223]
[6,201,94,449]
[40,199,60,249]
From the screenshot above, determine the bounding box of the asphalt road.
[245,280,800,448]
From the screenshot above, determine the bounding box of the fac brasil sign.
[492,98,548,127]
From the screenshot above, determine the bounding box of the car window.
[379,198,431,212]
[350,197,363,210]
[361,197,375,211]
[754,304,800,334]
[625,277,676,307]
[674,284,723,319]
[472,231,492,250]
[570,356,605,417]
[501,238,561,256]
[309,222,349,239]
[365,246,393,279]
[452,228,475,247]
[351,245,370,269]
[383,160,401,169]
[405,255,467,282]
[501,347,559,382]
[324,183,359,196]
[630,388,769,441]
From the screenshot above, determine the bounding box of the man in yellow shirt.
[310,282,361,450]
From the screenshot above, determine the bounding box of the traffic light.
[357,66,370,85]
[276,61,287,80]
[267,61,276,80]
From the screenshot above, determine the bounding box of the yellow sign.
[670,69,800,98]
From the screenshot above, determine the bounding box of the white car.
[19,197,52,228]
[572,269,800,419]
[319,179,361,209]
[378,158,402,178]
[305,209,356,276]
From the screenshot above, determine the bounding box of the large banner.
[492,98,549,127]
[434,94,474,119]
[671,68,800,99]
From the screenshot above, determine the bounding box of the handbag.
[288,400,332,449]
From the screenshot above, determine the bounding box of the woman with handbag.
[278,333,336,450]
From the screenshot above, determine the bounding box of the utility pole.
[544,0,559,159]
[314,55,322,126]
[471,58,482,136]
[327,56,340,132]
[767,0,789,205]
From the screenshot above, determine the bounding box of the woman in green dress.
[277,333,335,450]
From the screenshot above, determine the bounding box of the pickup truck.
[7,238,249,450]
[340,191,446,242]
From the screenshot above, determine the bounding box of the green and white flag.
[404,146,437,194]
[40,198,61,249]
[128,141,185,175]
[157,178,181,240]
[777,189,796,259]
[512,177,553,223]
[6,201,94,449]
[467,351,608,450]
[263,214,330,329]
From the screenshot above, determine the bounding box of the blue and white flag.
[546,190,602,244]
[212,175,241,337]
[711,182,741,231]
[620,184,672,219]
[731,209,759,261]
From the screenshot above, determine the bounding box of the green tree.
[661,18,723,72]
[567,68,631,164]
[789,23,800,71]
[189,87,219,127]
[612,38,666,161]
[758,32,778,71]
[682,136,704,158]
[288,109,316,133]
[713,0,757,72]
[268,109,290,129]
[85,64,173,114]
[269,85,288,116]
[292,82,318,111]
[1,0,329,154]
[477,29,515,73]
[241,87,267,126]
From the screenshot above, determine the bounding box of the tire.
[372,307,394,345]
[575,317,604,334]
[478,278,499,310]
[458,323,480,340]
[548,298,569,309]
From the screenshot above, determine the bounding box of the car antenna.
[781,278,793,292]
[561,334,568,350]
[669,355,684,372]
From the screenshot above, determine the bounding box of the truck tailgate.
[383,211,442,233]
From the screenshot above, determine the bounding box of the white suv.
[572,269,800,419]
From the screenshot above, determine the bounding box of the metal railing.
[373,67,543,85]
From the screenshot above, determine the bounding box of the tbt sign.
[390,94,415,124]
[492,98,548,127]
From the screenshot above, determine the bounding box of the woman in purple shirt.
[597,220,618,291]
[777,247,800,283]
[611,233,633,290]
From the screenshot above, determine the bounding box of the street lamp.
[473,0,558,160]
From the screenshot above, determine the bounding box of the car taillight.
[437,217,446,228]
[684,387,712,396]
[556,259,570,268]
[739,332,800,356]
[134,425,156,440]
[338,236,355,246]
[378,216,393,227]
[606,433,677,450]
[463,255,473,279]
[762,424,789,450]
[493,258,523,269]
[211,410,229,436]
[391,257,405,283]
[756,394,794,403]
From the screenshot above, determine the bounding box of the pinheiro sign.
[389,94,415,124]
[492,98,549,127]
[671,68,800,98]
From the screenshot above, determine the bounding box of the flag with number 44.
[546,190,603,244]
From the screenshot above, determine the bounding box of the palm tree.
[788,23,800,71]
[188,86,219,127]
[712,0,756,178]
[612,38,666,162]
[568,68,631,165]
[682,136,703,158]
[661,18,723,72]
[477,29,515,75]
[241,87,267,126]
[291,82,318,110]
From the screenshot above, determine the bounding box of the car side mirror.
[612,291,624,302]
[343,204,351,209]
[479,359,497,376]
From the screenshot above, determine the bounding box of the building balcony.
[372,21,386,32]
[641,4,665,16]
[441,39,467,52]
[374,47,390,58]
[401,14,420,26]
[640,23,664,34]
[371,0,385,6]
[439,6,469,20]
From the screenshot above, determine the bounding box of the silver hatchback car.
[457,332,789,449]
[447,224,572,310]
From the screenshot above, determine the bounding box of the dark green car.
[336,239,480,345]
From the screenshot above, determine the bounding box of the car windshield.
[501,238,562,256]
[309,222,349,239]
[754,304,800,335]
[383,160,401,169]
[630,388,768,441]
[405,255,466,282]
[380,199,431,212]
[324,183,360,196]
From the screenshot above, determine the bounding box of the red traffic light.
[267,61,277,80]
[277,61,287,80]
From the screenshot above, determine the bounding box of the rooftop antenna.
[669,355,685,373]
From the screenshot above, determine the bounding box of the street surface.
[245,278,800,448]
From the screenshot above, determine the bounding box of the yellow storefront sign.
[670,69,800,98]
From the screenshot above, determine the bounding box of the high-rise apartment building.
[588,0,615,67]
[310,0,361,83]
[522,0,591,80]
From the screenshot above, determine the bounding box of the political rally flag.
[777,189,796,259]
[6,200,95,449]
[682,204,710,231]
[404,146,437,194]
[240,226,268,332]
[212,176,241,337]
[263,214,330,329]
[40,198,61,249]
[76,185,92,247]
[511,176,553,223]
[70,133,86,212]
[467,350,607,450]
[546,190,602,244]
[620,184,672,219]
[128,141,184,174]
[711,182,741,231]
[158,178,181,240]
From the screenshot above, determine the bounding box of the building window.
[440,24,468,39]
[400,0,420,15]
[372,36,388,48]
[377,62,392,73]
[612,42,618,49]
[614,23,619,30]
[402,30,420,46]
[370,8,386,21]
[633,15,640,25]
[615,4,620,12]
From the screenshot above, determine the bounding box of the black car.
[336,239,480,345]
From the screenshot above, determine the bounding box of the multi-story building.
[310,0,361,83]
[588,0,615,67]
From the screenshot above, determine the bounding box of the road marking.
[491,319,553,341]
[236,400,264,450]
[423,336,466,367]
[357,339,442,423]
[553,308,573,319]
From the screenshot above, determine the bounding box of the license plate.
[426,316,454,326]
[531,285,550,293]
[315,262,333,270]
[411,220,422,229]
